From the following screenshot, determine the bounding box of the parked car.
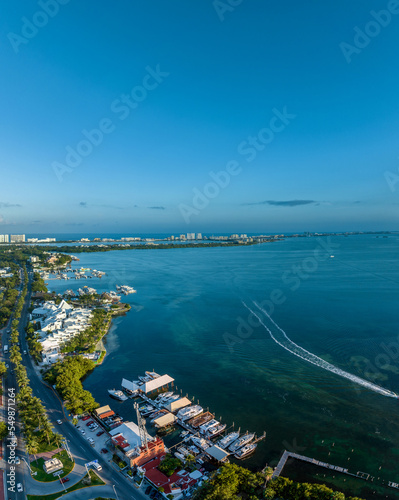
[96,430,104,436]
[60,477,69,483]
[17,484,23,492]
[145,486,152,495]
[82,415,91,421]
[80,429,86,435]
[101,448,108,454]
[86,421,94,426]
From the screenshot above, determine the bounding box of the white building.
[186,233,195,240]
[0,267,13,278]
[32,300,93,364]
[0,234,9,243]
[10,234,25,243]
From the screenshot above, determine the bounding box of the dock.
[273,451,351,478]
[126,372,266,464]
[187,411,214,428]
[272,450,379,482]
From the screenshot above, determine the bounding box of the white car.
[57,420,63,425]
[17,483,23,492]
[15,457,20,465]
[80,429,86,435]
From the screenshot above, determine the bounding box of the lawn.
[27,470,105,500]
[30,450,74,482]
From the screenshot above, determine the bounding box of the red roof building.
[141,454,203,497]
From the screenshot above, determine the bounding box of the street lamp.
[21,457,33,475]
[59,476,66,491]
[112,484,120,500]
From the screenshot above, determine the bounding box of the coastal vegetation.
[0,261,21,327]
[31,241,257,255]
[61,308,109,353]
[193,464,365,500]
[8,265,63,455]
[44,355,99,415]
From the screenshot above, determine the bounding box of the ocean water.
[47,234,399,495]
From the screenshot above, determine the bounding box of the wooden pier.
[272,451,349,479]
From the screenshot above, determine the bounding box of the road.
[1,266,147,500]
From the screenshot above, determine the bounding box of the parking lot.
[75,417,112,459]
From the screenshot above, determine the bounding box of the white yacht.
[207,423,227,438]
[229,432,255,453]
[234,442,257,459]
[218,431,240,449]
[108,389,128,401]
[177,405,203,421]
[199,419,219,434]
[191,436,210,450]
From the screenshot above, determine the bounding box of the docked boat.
[218,431,240,449]
[155,391,174,402]
[207,423,227,438]
[229,432,255,453]
[191,436,210,450]
[160,395,180,407]
[180,430,189,438]
[234,442,257,459]
[116,285,137,295]
[177,405,203,421]
[150,410,168,423]
[199,419,219,434]
[177,446,190,457]
[188,445,200,455]
[140,404,155,416]
[108,389,128,401]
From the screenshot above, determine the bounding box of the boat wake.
[243,301,398,399]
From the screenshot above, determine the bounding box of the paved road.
[1,266,26,500]
[2,266,148,500]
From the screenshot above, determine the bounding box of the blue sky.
[0,0,398,234]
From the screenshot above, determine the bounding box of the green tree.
[0,421,8,439]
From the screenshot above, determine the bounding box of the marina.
[73,236,399,494]
[120,370,266,465]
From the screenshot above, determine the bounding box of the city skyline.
[1,1,398,233]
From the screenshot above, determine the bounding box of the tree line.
[8,264,63,455]
[45,356,99,416]
[193,464,365,500]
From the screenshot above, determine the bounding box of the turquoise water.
[47,234,399,492]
